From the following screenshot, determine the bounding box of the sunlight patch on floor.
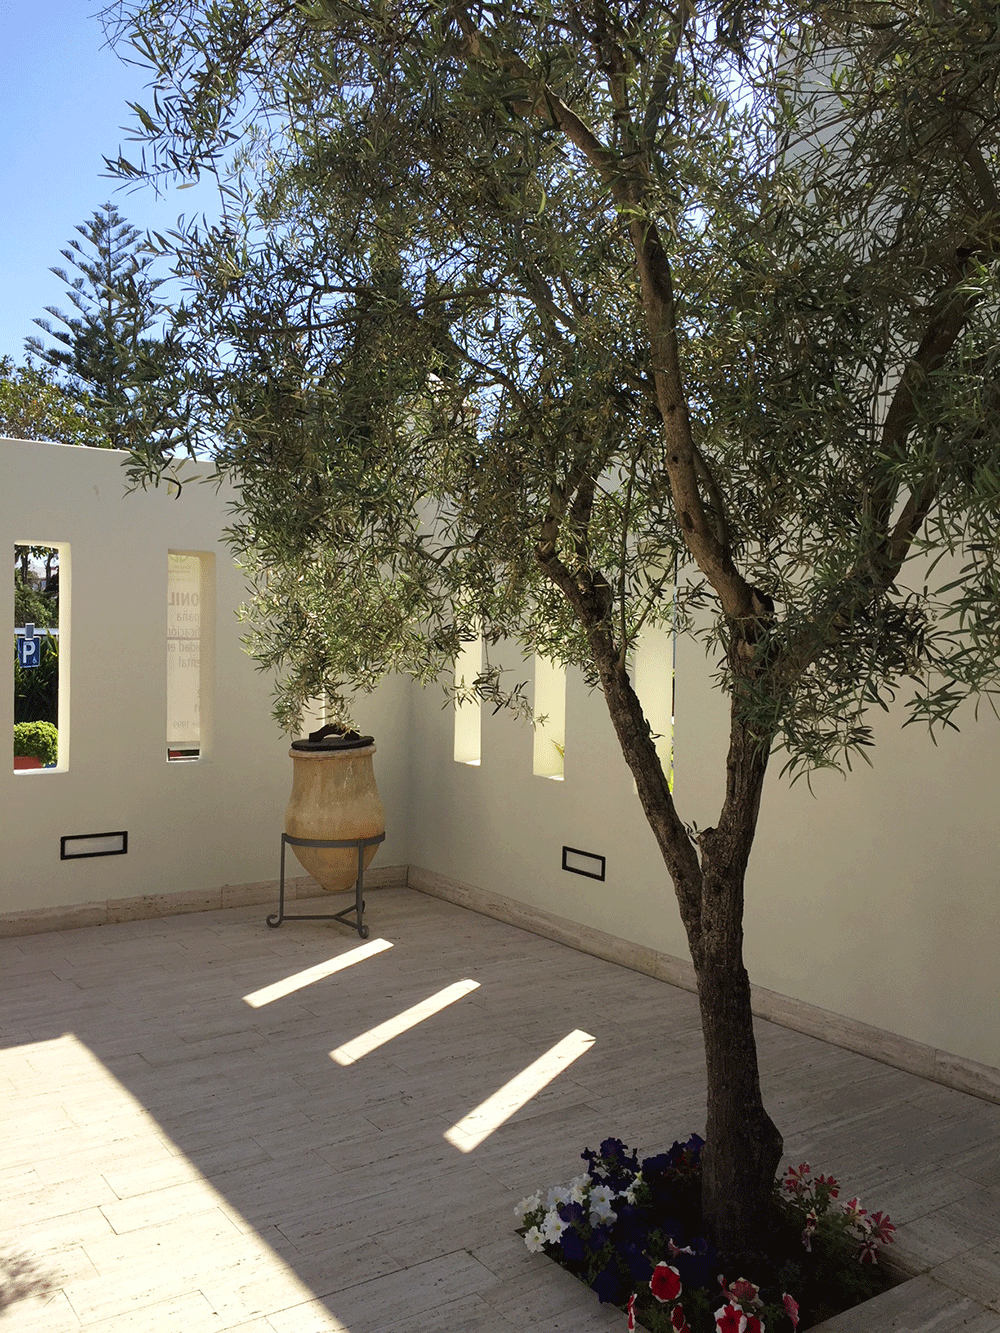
[3,1034,352,1332]
[444,1028,595,1151]
[242,938,394,1008]
[328,979,481,1066]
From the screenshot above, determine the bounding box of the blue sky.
[0,1,220,364]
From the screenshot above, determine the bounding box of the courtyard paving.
[2,886,999,1331]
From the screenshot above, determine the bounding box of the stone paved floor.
[2,887,999,1331]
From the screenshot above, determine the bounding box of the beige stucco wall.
[2,438,409,913]
[7,436,998,1075]
[407,624,1000,1074]
[407,641,695,972]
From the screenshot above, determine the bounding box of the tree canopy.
[0,356,105,448]
[108,0,1000,759]
[104,0,1000,1265]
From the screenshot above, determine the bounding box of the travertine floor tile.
[928,1238,1000,1313]
[489,1265,624,1329]
[4,887,1000,1331]
[0,1287,83,1331]
[5,1175,121,1228]
[263,1299,349,1333]
[811,1273,1000,1331]
[74,1290,222,1333]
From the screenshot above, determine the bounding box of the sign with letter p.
[16,623,41,669]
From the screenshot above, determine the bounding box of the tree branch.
[867,282,977,542]
[640,1,691,151]
[534,540,703,935]
[447,2,758,623]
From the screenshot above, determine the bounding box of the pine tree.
[27,202,176,451]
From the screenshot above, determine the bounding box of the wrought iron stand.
[267,832,386,938]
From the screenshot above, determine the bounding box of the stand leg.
[267,836,287,927]
[355,843,369,939]
[266,832,383,932]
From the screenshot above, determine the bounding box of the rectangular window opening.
[14,542,66,773]
[453,630,482,765]
[633,621,675,794]
[532,655,566,780]
[167,552,213,762]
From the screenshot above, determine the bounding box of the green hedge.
[14,577,57,629]
[14,721,58,765]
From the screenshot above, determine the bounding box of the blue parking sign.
[17,623,41,669]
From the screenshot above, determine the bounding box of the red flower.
[782,1163,811,1197]
[715,1303,748,1333]
[650,1263,683,1304]
[745,1315,764,1333]
[867,1210,896,1244]
[671,1304,690,1331]
[858,1238,880,1264]
[782,1292,800,1330]
[627,1293,637,1330]
[726,1278,760,1305]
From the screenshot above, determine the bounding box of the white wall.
[7,437,999,1078]
[408,641,689,954]
[2,438,409,913]
[408,625,1000,1075]
[670,594,1000,1072]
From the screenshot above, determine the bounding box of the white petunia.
[541,1209,569,1243]
[589,1184,616,1223]
[523,1226,546,1253]
[568,1175,590,1204]
[546,1185,572,1210]
[514,1191,542,1225]
[625,1172,643,1204]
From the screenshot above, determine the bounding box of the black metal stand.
[267,832,385,937]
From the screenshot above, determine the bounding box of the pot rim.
[288,744,377,760]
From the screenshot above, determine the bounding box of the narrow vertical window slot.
[13,542,66,773]
[532,655,566,780]
[633,622,675,792]
[453,632,482,765]
[167,552,214,762]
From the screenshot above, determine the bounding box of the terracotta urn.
[285,728,385,892]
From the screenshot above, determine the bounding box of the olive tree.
[104,0,1000,1265]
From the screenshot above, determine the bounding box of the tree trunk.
[696,920,784,1267]
[694,708,783,1267]
[597,635,783,1263]
[596,632,782,1263]
[537,561,783,1266]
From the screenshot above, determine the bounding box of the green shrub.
[14,721,58,765]
[14,576,57,629]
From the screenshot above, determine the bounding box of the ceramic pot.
[285,739,385,892]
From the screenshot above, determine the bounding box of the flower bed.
[516,1137,899,1331]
